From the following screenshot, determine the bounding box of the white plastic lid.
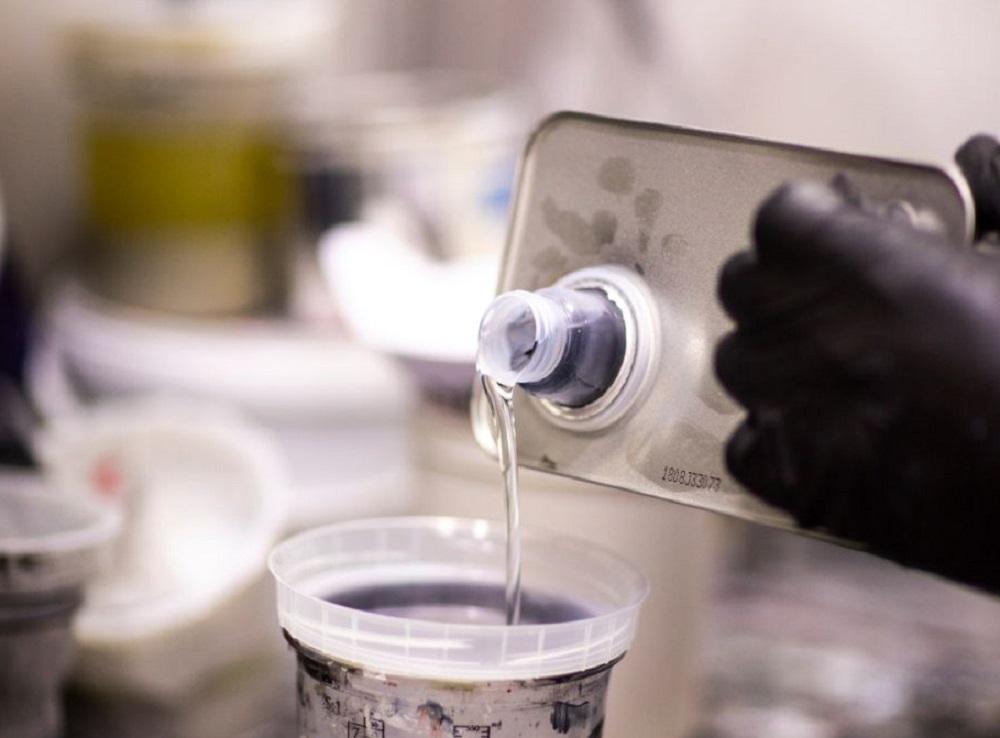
[0,473,120,594]
[270,517,648,682]
[476,290,569,386]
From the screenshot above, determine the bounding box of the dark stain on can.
[598,157,635,195]
[591,210,617,248]
[541,199,617,255]
[661,233,690,270]
[634,188,664,228]
[530,248,571,286]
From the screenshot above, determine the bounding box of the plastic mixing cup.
[269,517,648,737]
[0,474,120,738]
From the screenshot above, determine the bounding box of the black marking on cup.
[551,701,591,734]
[417,701,454,732]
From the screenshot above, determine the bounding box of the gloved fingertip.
[726,411,802,513]
[956,133,1000,166]
[717,250,757,320]
[713,331,743,396]
[724,420,758,482]
[955,133,1000,237]
[754,181,845,262]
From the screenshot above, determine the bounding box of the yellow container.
[67,6,325,315]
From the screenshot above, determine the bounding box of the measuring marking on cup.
[269,517,648,737]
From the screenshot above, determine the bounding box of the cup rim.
[269,516,649,681]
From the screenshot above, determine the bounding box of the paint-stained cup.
[269,517,648,737]
[0,477,119,738]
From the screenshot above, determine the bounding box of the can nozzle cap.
[477,290,568,387]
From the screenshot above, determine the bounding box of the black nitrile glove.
[956,134,1000,238]
[715,135,1000,593]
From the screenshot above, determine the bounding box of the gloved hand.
[715,135,1000,593]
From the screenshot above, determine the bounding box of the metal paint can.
[471,112,973,535]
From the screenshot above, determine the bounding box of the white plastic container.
[270,517,648,736]
[293,70,524,258]
[29,284,415,530]
[24,284,413,736]
[28,399,296,737]
[0,473,119,738]
[37,399,289,699]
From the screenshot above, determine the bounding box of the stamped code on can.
[660,465,722,492]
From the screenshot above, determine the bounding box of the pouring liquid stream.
[480,375,522,625]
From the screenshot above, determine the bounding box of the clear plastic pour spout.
[477,284,627,408]
[477,289,569,387]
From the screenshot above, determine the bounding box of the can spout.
[477,284,627,408]
[476,290,568,387]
